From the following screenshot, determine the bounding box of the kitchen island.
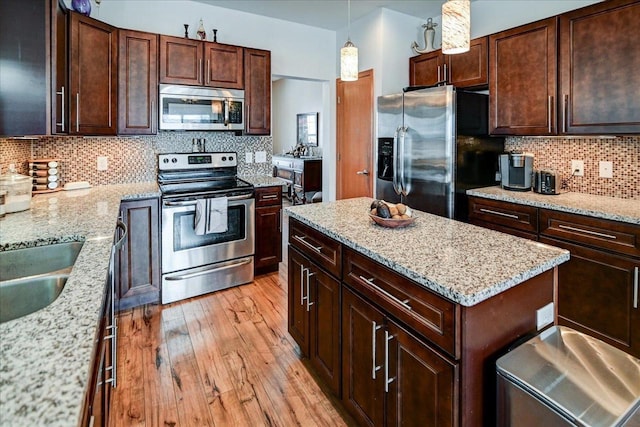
[285,197,570,426]
[0,183,159,427]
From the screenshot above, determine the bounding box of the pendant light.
[442,0,470,54]
[340,0,358,81]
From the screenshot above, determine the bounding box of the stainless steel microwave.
[159,84,244,131]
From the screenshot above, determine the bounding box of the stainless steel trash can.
[496,326,640,427]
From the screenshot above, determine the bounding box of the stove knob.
[171,158,178,163]
[229,155,234,161]
[163,158,169,164]
[222,156,227,161]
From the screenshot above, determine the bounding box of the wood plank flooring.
[109,263,354,427]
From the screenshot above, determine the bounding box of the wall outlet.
[97,156,108,171]
[571,160,584,177]
[255,151,267,163]
[245,152,253,163]
[536,302,555,330]
[599,161,613,178]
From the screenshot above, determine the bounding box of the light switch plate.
[536,302,554,330]
[599,161,613,178]
[245,152,253,163]
[255,151,267,163]
[97,156,108,171]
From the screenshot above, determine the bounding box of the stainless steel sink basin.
[0,241,84,323]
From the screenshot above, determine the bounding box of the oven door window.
[161,96,226,125]
[173,204,246,251]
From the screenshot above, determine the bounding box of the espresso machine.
[499,153,534,191]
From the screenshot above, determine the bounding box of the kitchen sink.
[0,241,84,323]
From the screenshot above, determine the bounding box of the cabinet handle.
[88,415,95,427]
[199,59,203,84]
[261,194,279,200]
[548,95,553,133]
[557,224,616,240]
[151,100,155,131]
[76,93,80,132]
[437,65,441,83]
[305,269,316,312]
[371,321,383,379]
[563,94,568,133]
[300,265,308,306]
[633,267,638,309]
[479,208,519,220]
[443,63,448,83]
[206,60,210,85]
[358,276,411,311]
[384,330,395,393]
[293,235,322,253]
[56,86,65,131]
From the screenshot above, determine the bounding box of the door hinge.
[337,96,341,104]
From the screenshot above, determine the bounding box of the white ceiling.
[192,0,450,31]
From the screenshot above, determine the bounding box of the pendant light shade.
[340,0,358,81]
[442,0,470,54]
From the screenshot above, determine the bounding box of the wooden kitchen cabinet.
[558,0,640,134]
[244,47,271,135]
[69,12,118,135]
[468,196,538,241]
[489,17,557,136]
[254,186,282,275]
[118,29,158,135]
[117,197,160,310]
[159,35,244,89]
[409,37,488,89]
[52,0,68,134]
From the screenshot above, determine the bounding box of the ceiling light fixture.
[340,0,358,81]
[441,0,470,54]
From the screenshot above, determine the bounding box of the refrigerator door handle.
[399,126,408,196]
[392,127,402,195]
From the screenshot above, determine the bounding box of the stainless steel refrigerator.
[376,85,504,221]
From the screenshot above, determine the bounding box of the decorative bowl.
[369,214,415,228]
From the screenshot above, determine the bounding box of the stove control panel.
[158,152,237,170]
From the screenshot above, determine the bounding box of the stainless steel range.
[158,152,255,304]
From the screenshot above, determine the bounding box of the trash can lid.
[496,326,640,426]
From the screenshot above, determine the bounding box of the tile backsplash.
[505,136,639,199]
[0,132,273,187]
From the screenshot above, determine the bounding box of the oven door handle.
[163,193,253,207]
[164,258,252,281]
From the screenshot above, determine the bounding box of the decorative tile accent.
[1,132,273,185]
[505,136,639,199]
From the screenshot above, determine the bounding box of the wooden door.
[69,12,117,135]
[489,17,557,136]
[559,0,640,134]
[342,287,385,427]
[118,29,157,135]
[409,51,444,86]
[204,42,244,88]
[386,321,457,427]
[336,69,374,200]
[309,266,341,396]
[446,36,488,88]
[244,48,271,135]
[543,237,640,358]
[288,248,310,355]
[159,35,203,85]
[118,198,160,310]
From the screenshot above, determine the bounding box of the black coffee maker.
[499,153,534,191]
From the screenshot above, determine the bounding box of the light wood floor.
[109,263,353,427]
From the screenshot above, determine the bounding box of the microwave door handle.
[224,99,230,126]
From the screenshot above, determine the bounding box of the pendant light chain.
[340,0,358,81]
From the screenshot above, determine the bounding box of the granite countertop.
[0,182,159,427]
[240,174,288,188]
[286,198,569,307]
[467,186,640,225]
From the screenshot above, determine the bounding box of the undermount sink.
[0,241,84,323]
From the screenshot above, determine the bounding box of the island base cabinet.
[342,287,457,427]
[287,247,341,395]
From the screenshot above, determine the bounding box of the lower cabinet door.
[288,248,310,354]
[309,267,341,396]
[386,321,458,427]
[342,287,385,427]
[255,204,282,271]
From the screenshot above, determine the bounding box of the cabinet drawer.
[273,158,294,169]
[469,197,538,234]
[255,186,282,207]
[540,209,640,258]
[289,218,342,278]
[343,247,458,358]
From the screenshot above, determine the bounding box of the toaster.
[533,170,560,195]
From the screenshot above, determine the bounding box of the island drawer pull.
[306,269,316,312]
[557,224,617,240]
[359,275,411,311]
[371,321,383,379]
[384,330,395,393]
[634,267,638,309]
[293,235,322,253]
[300,265,308,306]
[479,208,519,220]
[261,194,279,200]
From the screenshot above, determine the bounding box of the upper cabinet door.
[409,50,445,87]
[52,0,68,135]
[204,43,244,88]
[159,35,203,85]
[489,17,557,136]
[559,0,640,135]
[244,48,271,135]
[118,29,158,135]
[69,12,117,135]
[446,36,488,88]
